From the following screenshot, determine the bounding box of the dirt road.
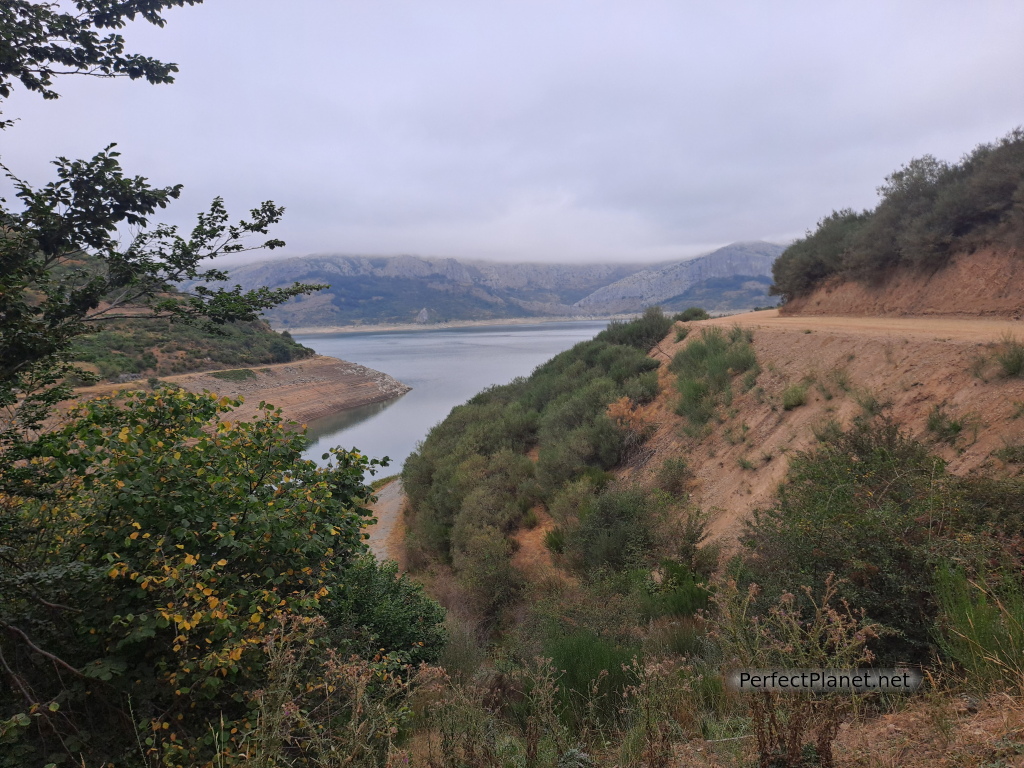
[702,309,1024,343]
[364,479,406,563]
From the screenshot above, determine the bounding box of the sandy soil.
[783,248,1024,318]
[364,479,407,563]
[69,355,410,425]
[630,310,1024,546]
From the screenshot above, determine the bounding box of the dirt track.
[364,479,406,563]
[709,308,1024,343]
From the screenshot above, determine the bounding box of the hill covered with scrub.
[397,299,1024,766]
[771,128,1024,312]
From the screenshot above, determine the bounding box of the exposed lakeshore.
[281,314,624,335]
[71,355,411,425]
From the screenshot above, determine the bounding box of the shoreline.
[283,315,624,336]
[70,355,411,426]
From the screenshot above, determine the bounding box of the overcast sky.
[4,0,1024,264]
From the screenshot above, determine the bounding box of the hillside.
[204,242,781,328]
[781,247,1024,318]
[393,307,1024,766]
[624,309,1024,543]
[69,317,315,382]
[771,128,1024,305]
[572,240,783,314]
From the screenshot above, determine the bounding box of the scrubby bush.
[742,418,1018,664]
[673,307,711,322]
[669,326,758,425]
[771,129,1024,301]
[597,306,673,350]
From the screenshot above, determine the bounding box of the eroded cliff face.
[782,248,1024,318]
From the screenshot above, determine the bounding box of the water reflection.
[296,320,608,472]
[303,394,407,445]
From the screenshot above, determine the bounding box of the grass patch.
[995,441,1024,463]
[996,333,1024,377]
[927,405,964,444]
[209,368,258,382]
[368,473,400,491]
[781,383,808,410]
[935,567,1024,693]
[669,326,757,425]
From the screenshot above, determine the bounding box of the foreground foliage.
[0,389,444,765]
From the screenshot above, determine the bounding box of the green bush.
[565,489,657,573]
[742,419,1015,664]
[669,327,758,425]
[596,306,673,350]
[781,383,808,410]
[638,561,711,620]
[673,307,711,322]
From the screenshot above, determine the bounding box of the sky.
[3,0,1024,264]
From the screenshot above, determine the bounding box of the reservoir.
[295,321,608,472]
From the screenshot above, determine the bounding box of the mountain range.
[209,241,784,327]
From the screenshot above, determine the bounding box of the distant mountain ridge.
[572,241,784,314]
[212,242,782,327]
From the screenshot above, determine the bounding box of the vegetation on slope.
[69,317,314,381]
[772,128,1024,302]
[398,310,1024,767]
[402,308,675,614]
[0,388,445,764]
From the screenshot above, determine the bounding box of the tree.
[0,0,203,105]
[0,2,325,450]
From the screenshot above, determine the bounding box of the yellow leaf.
[216,559,228,567]
[249,613,260,624]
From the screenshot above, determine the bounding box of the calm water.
[295,321,608,472]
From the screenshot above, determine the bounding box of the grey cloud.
[2,0,1023,262]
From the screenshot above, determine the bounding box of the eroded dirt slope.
[624,310,1024,545]
[783,248,1024,318]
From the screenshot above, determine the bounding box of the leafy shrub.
[742,419,1013,664]
[781,383,808,410]
[673,307,710,322]
[670,327,758,425]
[0,389,439,764]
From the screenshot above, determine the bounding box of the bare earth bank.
[73,355,411,425]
